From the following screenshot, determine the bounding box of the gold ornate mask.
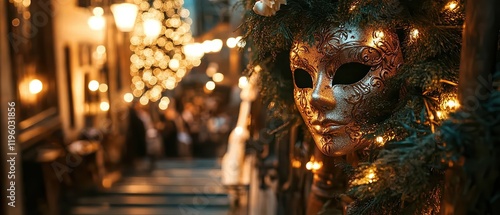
[290,24,404,156]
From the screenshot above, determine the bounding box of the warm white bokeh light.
[238,76,249,89]
[88,15,105,31]
[212,73,224,82]
[100,101,110,111]
[226,37,237,48]
[205,81,216,91]
[139,96,149,105]
[447,1,458,10]
[202,40,213,53]
[158,97,170,110]
[99,83,108,92]
[210,39,223,52]
[29,79,43,94]
[143,18,162,38]
[88,80,100,92]
[93,7,104,16]
[124,93,134,103]
[96,45,106,55]
[169,58,180,71]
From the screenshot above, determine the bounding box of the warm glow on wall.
[29,79,43,94]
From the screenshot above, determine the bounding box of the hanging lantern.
[111,3,139,32]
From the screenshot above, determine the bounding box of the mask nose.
[310,72,336,111]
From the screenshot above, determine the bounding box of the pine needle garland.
[238,0,499,214]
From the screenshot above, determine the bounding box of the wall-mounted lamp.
[110,3,139,32]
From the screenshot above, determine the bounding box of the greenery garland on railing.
[238,0,498,214]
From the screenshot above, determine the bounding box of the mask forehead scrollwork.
[290,23,404,156]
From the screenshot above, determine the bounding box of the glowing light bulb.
[375,136,385,146]
[436,111,446,120]
[306,161,313,170]
[447,1,458,10]
[254,65,262,72]
[411,29,419,40]
[445,99,459,109]
[349,4,356,11]
[312,161,323,171]
[366,169,376,183]
[29,79,43,94]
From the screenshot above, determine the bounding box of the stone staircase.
[69,159,230,215]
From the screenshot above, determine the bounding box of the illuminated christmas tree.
[129,0,201,107]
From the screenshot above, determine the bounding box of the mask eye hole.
[332,63,372,85]
[293,69,313,89]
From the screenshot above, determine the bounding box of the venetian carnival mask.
[290,24,404,156]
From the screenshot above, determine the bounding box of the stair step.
[103,184,226,195]
[127,168,221,178]
[70,206,229,215]
[76,195,230,207]
[154,159,222,169]
[117,176,221,186]
[69,159,229,215]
